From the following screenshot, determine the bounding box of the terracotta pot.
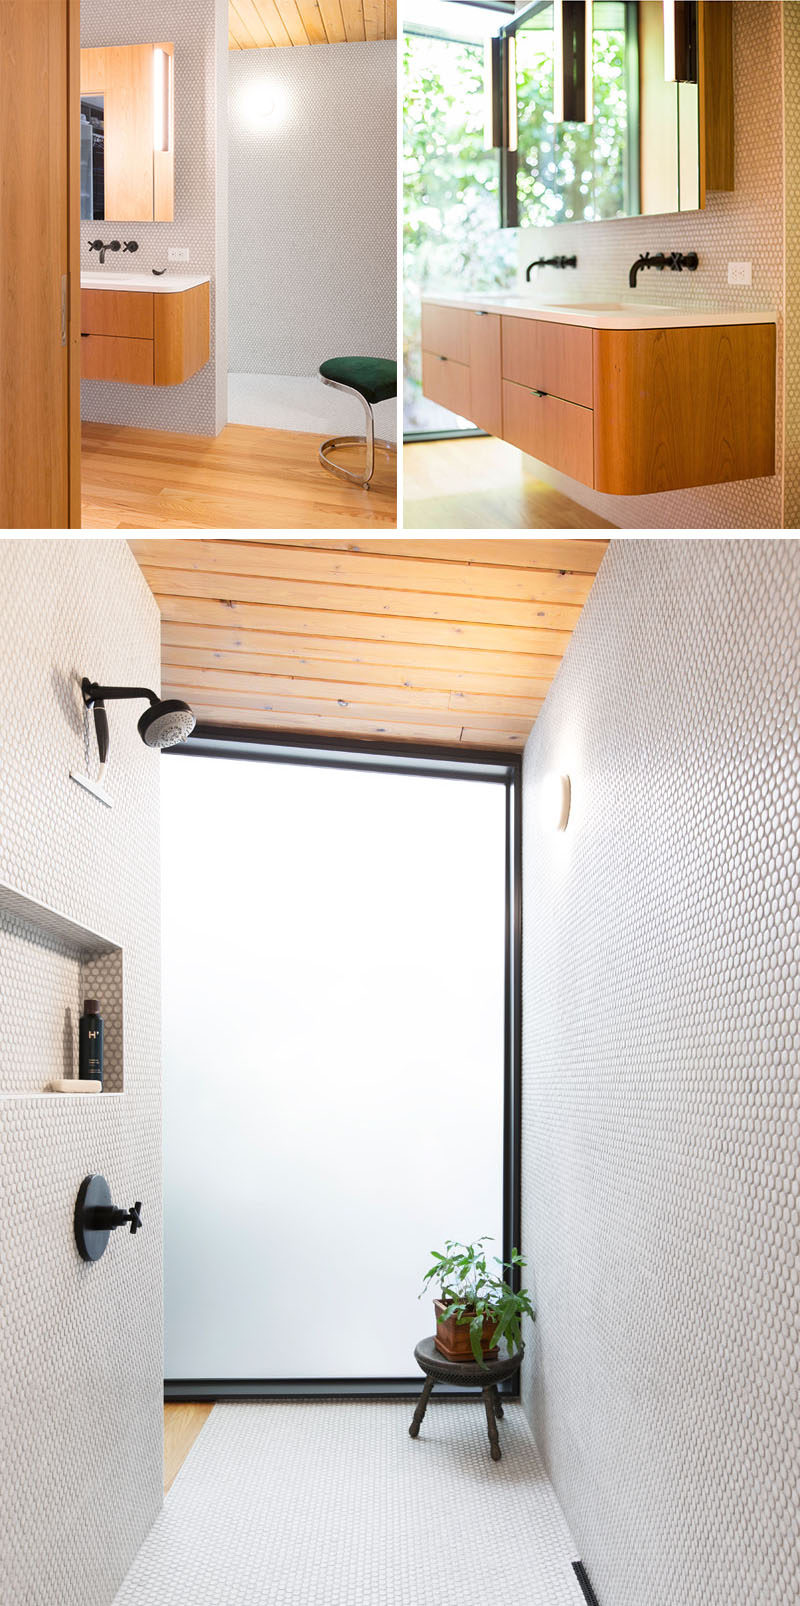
[434,1298,499,1361]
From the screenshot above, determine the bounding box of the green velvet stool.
[319,356,397,490]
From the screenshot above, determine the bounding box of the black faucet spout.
[629,249,698,289]
[526,254,578,281]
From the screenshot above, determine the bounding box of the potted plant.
[420,1237,535,1366]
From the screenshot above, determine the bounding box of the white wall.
[521,539,800,1605]
[80,0,229,435]
[0,540,163,1606]
[228,42,396,412]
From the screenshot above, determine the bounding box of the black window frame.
[163,728,523,1403]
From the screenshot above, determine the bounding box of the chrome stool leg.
[319,376,395,491]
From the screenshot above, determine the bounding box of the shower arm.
[82,679,160,776]
[82,680,159,709]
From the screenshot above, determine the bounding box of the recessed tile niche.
[0,881,123,1098]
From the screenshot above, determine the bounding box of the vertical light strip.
[507,36,518,152]
[554,0,566,121]
[663,0,678,79]
[153,47,170,153]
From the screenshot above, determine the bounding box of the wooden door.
[0,0,80,529]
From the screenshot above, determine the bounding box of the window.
[162,738,520,1391]
[403,1,517,439]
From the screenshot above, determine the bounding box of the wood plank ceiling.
[229,0,396,49]
[129,538,610,750]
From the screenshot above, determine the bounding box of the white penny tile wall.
[228,42,396,382]
[520,539,800,1605]
[0,540,163,1606]
[783,2,800,528]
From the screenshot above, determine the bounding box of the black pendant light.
[554,0,593,125]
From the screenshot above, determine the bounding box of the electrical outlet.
[727,261,752,287]
[168,247,190,263]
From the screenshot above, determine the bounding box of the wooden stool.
[409,1335,524,1462]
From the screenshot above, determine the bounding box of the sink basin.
[80,271,211,294]
[423,290,777,331]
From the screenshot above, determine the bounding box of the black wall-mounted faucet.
[526,255,578,281]
[88,240,121,265]
[74,1174,143,1263]
[629,250,698,289]
[87,241,139,265]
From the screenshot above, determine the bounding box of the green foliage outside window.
[516,28,629,225]
[402,20,630,432]
[403,32,516,433]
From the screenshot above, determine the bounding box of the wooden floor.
[164,1402,215,1493]
[404,437,613,530]
[81,422,397,530]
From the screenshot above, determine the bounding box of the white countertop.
[81,272,211,294]
[422,291,777,331]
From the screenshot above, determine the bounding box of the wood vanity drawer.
[502,380,594,486]
[422,352,472,420]
[421,304,471,365]
[468,312,503,437]
[501,317,593,409]
[81,335,155,386]
[81,290,155,340]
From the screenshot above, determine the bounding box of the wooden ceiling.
[229,0,396,49]
[129,538,609,751]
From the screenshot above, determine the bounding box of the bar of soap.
[48,1079,102,1094]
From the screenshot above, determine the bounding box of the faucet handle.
[128,1201,142,1234]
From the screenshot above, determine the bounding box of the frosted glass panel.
[162,755,507,1380]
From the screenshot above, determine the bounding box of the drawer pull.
[532,388,548,398]
[438,355,448,362]
[81,333,90,339]
[476,310,489,317]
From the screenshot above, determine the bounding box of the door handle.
[61,275,68,347]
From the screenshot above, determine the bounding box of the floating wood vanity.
[80,275,211,387]
[421,297,776,496]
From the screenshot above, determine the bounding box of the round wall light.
[239,83,287,132]
[542,772,571,832]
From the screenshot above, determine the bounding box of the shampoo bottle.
[79,999,103,1087]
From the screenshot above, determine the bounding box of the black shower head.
[137,699,197,749]
[82,679,196,753]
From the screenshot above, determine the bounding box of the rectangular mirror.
[80,43,174,223]
[499,1,702,225]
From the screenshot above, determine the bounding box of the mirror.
[500,1,701,226]
[80,43,174,223]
